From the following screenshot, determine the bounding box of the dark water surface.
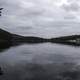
[0,43,80,80]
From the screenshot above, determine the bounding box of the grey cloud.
[63,14,76,20]
[61,1,80,12]
[67,0,79,3]
[0,0,80,37]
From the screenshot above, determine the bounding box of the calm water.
[0,42,80,80]
[1,0,80,79]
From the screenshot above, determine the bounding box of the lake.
[0,42,80,80]
[1,0,80,79]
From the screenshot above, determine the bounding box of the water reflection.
[0,40,80,53]
[0,42,80,80]
[0,62,80,80]
[0,42,11,52]
[51,41,80,47]
[0,67,3,76]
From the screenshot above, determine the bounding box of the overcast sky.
[0,0,80,37]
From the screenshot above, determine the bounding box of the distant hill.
[0,28,80,47]
[0,28,12,41]
[51,35,80,41]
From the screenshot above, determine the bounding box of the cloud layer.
[0,0,80,37]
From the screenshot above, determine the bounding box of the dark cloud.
[61,0,80,12]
